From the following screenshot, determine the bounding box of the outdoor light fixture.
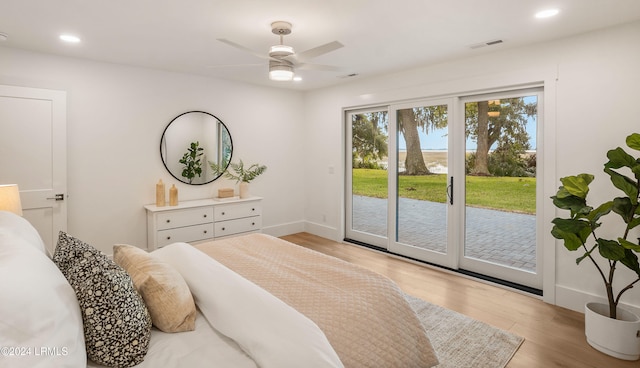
[487,100,500,117]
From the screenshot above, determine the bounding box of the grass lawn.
[352,168,536,214]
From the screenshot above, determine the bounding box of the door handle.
[46,194,65,201]
[447,177,453,205]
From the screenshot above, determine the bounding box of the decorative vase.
[585,302,640,361]
[155,179,165,207]
[169,184,178,206]
[239,182,250,199]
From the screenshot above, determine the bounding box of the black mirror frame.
[160,111,233,185]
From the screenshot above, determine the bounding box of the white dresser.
[144,197,262,250]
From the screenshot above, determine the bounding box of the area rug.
[406,294,524,368]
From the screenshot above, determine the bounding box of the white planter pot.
[585,302,640,361]
[239,182,250,199]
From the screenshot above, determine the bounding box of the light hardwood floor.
[281,232,636,368]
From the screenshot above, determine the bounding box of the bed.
[0,210,438,368]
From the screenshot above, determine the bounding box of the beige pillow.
[114,244,196,333]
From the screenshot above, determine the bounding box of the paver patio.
[351,195,536,272]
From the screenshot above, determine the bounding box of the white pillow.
[0,210,46,254]
[0,232,86,368]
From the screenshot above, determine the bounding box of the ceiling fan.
[216,21,343,81]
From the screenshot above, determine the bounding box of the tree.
[398,105,448,175]
[352,112,388,169]
[465,98,536,176]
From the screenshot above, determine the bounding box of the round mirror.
[160,111,232,185]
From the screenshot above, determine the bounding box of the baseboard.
[556,285,640,315]
[262,221,306,238]
[303,221,340,242]
[263,220,340,241]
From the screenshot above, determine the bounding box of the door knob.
[46,194,65,201]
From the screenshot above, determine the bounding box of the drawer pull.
[221,212,225,216]
[203,230,207,234]
[203,214,207,218]
[252,222,255,226]
[221,227,226,231]
[252,208,255,211]
[166,219,171,223]
[166,236,171,240]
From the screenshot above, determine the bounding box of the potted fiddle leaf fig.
[551,133,640,360]
[179,141,204,184]
[210,159,266,198]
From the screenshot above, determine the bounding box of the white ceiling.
[2,0,640,91]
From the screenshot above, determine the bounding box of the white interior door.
[0,85,67,254]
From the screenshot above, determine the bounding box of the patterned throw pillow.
[53,231,152,368]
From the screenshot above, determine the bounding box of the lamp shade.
[0,184,23,216]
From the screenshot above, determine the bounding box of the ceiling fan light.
[269,59,294,81]
[269,69,294,81]
[270,44,294,55]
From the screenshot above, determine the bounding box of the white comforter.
[154,242,343,368]
[86,311,258,368]
[89,241,342,368]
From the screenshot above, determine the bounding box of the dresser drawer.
[157,207,214,230]
[214,202,262,221]
[145,197,263,250]
[156,223,214,248]
[215,216,262,238]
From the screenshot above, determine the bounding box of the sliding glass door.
[345,88,543,290]
[345,108,389,249]
[460,90,542,288]
[388,100,455,268]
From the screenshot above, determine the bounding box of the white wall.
[302,21,640,312]
[2,20,640,313]
[0,47,306,254]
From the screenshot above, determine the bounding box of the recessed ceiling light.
[293,76,302,82]
[59,34,81,43]
[535,9,560,19]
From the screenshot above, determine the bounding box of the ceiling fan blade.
[290,41,344,63]
[205,63,263,69]
[296,63,341,72]
[217,38,270,60]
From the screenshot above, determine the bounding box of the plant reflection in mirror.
[179,141,204,184]
[210,159,266,184]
